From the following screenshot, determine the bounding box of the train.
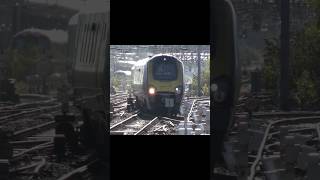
[9,28,69,94]
[6,0,110,163]
[131,54,184,116]
[67,0,109,162]
[11,28,68,55]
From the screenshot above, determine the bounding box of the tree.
[190,59,210,96]
[239,45,263,69]
[309,0,320,26]
[262,23,320,108]
[290,24,320,108]
[294,70,318,109]
[262,38,279,91]
[112,75,121,91]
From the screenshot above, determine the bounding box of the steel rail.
[13,141,53,159]
[134,117,159,135]
[249,116,320,180]
[0,105,60,124]
[161,117,182,124]
[57,159,98,180]
[110,113,138,130]
[186,100,196,121]
[12,121,55,140]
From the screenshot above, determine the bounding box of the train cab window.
[152,59,177,81]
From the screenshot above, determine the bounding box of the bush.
[6,46,41,80]
[262,38,279,91]
[294,70,318,109]
[190,59,210,96]
[262,24,320,108]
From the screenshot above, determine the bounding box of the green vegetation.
[309,0,320,25]
[294,70,318,108]
[262,21,320,109]
[190,59,210,96]
[111,75,121,91]
[262,38,279,91]
[239,45,263,68]
[291,24,320,108]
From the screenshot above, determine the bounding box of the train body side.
[132,57,148,104]
[67,1,110,162]
[71,12,108,95]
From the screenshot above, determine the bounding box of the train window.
[83,24,90,64]
[153,60,177,81]
[91,23,96,31]
[90,30,96,65]
[133,67,142,84]
[86,23,94,64]
[89,22,99,64]
[80,24,87,63]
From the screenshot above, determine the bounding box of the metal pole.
[197,47,201,97]
[12,2,21,36]
[280,0,290,110]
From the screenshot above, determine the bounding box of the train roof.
[131,54,181,70]
[14,28,68,44]
[150,54,182,64]
[150,54,178,59]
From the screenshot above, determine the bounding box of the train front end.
[146,55,184,115]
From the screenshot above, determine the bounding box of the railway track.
[110,113,151,135]
[0,101,60,124]
[110,93,128,105]
[110,113,182,135]
[0,96,79,180]
[11,120,56,140]
[110,95,210,135]
[57,159,99,180]
[248,116,320,180]
[0,95,56,111]
[2,99,106,180]
[214,90,320,179]
[0,98,61,143]
[56,158,109,180]
[9,143,102,180]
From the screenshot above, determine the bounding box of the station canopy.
[110,45,210,64]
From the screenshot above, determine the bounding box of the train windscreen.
[152,59,177,81]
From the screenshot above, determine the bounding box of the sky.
[29,0,108,11]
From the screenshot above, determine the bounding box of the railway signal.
[280,0,290,111]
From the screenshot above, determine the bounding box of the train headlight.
[148,87,156,95]
[175,87,182,94]
[212,77,230,104]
